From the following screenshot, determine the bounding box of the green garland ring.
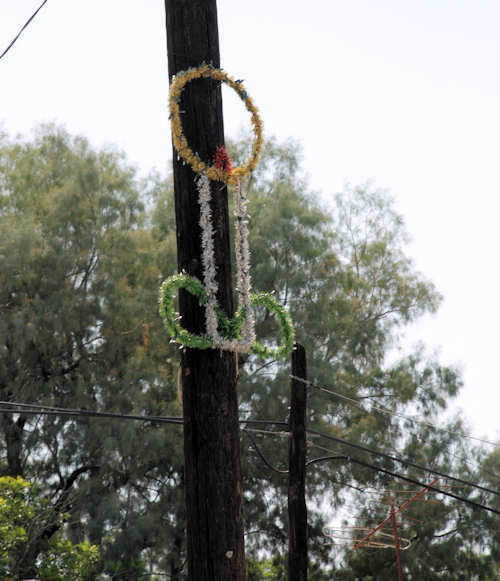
[158,275,295,359]
[250,292,295,360]
[158,274,213,349]
[158,274,247,349]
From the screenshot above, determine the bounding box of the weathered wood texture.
[164,1,245,579]
[288,344,308,581]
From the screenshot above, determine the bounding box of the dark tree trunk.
[288,344,308,581]
[1,411,25,477]
[164,1,245,580]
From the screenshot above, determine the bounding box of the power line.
[240,419,288,427]
[0,402,184,425]
[0,0,49,61]
[249,423,499,500]
[243,427,289,437]
[290,374,500,449]
[309,442,471,499]
[300,377,500,487]
[3,401,498,505]
[244,430,288,475]
[0,400,288,428]
[306,454,500,517]
[240,422,500,515]
[306,428,500,499]
[242,433,500,517]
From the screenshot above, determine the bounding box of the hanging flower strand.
[159,64,294,359]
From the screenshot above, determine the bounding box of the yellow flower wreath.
[169,64,263,185]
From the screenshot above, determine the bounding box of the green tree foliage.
[245,556,284,580]
[229,137,492,579]
[0,126,183,578]
[0,475,99,579]
[0,126,496,579]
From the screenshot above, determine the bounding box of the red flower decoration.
[213,145,233,174]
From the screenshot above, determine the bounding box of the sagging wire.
[240,423,500,516]
[0,0,49,61]
[306,427,500,498]
[244,430,288,475]
[290,373,500,494]
[306,453,500,516]
[290,374,500,449]
[0,401,288,428]
[2,401,499,514]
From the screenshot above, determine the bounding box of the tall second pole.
[164,1,245,579]
[288,344,308,580]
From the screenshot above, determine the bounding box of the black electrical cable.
[240,419,288,427]
[0,403,288,428]
[244,430,288,475]
[307,428,500,499]
[0,0,48,61]
[2,403,497,506]
[0,404,183,424]
[307,454,500,517]
[293,374,500,449]
[242,437,500,516]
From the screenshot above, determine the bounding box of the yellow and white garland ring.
[169,64,264,185]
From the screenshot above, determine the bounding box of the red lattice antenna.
[354,477,439,551]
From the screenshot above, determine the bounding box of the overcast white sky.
[2,1,499,441]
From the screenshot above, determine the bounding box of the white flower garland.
[233,178,256,348]
[197,174,219,339]
[197,174,255,352]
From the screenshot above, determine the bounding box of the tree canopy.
[0,126,498,579]
[0,475,99,580]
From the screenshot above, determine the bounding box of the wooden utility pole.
[164,2,245,580]
[288,344,308,581]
